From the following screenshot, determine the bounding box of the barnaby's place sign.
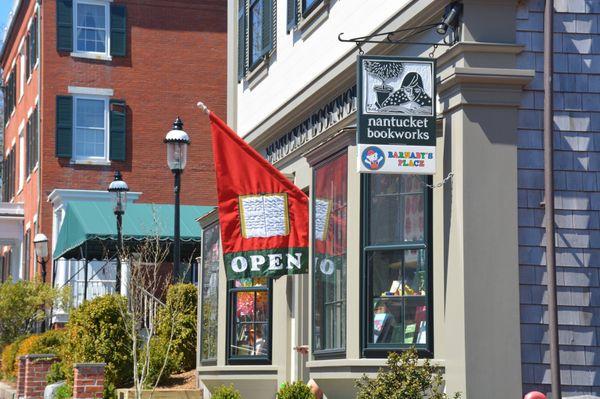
[357,55,436,175]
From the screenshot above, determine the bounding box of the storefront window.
[200,223,220,363]
[362,174,432,356]
[312,151,347,355]
[228,278,272,364]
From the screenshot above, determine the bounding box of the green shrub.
[47,362,67,384]
[155,283,197,373]
[14,330,65,372]
[0,280,67,348]
[144,336,177,388]
[277,381,315,399]
[53,384,72,399]
[61,295,132,398]
[1,337,25,380]
[211,385,242,399]
[355,348,461,399]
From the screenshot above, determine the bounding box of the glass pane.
[368,174,426,245]
[201,224,220,361]
[303,0,320,12]
[367,249,428,346]
[250,0,264,64]
[313,152,347,352]
[235,277,267,288]
[76,99,105,128]
[76,3,106,53]
[230,289,270,357]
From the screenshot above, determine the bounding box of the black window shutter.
[56,0,73,52]
[109,100,127,161]
[26,33,31,79]
[33,108,39,169]
[26,118,31,175]
[287,0,297,32]
[56,96,73,158]
[110,5,127,57]
[29,15,38,72]
[261,0,274,57]
[238,2,246,80]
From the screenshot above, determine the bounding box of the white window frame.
[72,95,111,164]
[18,122,25,193]
[72,0,111,60]
[19,41,25,102]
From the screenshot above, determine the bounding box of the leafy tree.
[0,280,67,348]
[277,381,316,399]
[364,61,404,88]
[355,348,461,399]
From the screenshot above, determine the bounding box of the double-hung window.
[287,0,325,30]
[228,278,272,364]
[73,96,109,162]
[55,94,127,163]
[200,223,221,364]
[362,174,432,357]
[26,107,39,175]
[238,0,275,79]
[312,151,347,356]
[75,0,109,55]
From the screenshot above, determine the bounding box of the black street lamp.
[33,233,49,283]
[108,170,129,294]
[164,117,190,281]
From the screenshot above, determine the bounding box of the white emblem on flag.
[314,199,332,241]
[239,194,290,238]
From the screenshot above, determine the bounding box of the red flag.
[208,112,309,280]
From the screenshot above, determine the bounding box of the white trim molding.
[68,86,114,96]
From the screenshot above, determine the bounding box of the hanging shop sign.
[207,112,309,280]
[357,55,436,174]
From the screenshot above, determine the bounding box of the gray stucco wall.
[518,0,600,396]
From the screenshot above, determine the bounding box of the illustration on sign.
[357,56,436,175]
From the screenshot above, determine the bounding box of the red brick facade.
[1,0,226,281]
[73,363,105,399]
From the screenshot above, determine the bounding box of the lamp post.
[33,233,49,283]
[108,170,129,294]
[164,117,190,281]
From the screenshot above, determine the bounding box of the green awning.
[53,201,214,260]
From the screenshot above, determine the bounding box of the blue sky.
[0,1,16,39]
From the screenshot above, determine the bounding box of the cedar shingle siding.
[518,0,600,395]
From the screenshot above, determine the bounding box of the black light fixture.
[33,233,49,283]
[108,170,129,294]
[164,117,190,281]
[436,2,462,35]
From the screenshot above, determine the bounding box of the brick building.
[0,0,225,306]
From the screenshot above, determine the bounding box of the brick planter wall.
[20,354,58,399]
[73,363,106,399]
[16,356,26,399]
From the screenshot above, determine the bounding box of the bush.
[1,337,25,380]
[61,295,132,398]
[54,384,72,399]
[155,283,197,373]
[0,280,67,348]
[355,349,461,399]
[47,362,67,384]
[14,330,65,372]
[211,385,242,399]
[277,381,315,399]
[144,336,177,388]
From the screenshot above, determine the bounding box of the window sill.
[296,0,329,39]
[307,357,445,369]
[70,159,111,166]
[244,56,270,89]
[70,52,112,62]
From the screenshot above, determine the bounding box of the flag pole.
[197,102,210,115]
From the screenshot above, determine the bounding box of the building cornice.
[47,189,143,208]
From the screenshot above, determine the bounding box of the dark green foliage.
[155,284,197,372]
[53,384,72,399]
[355,349,461,399]
[212,385,242,399]
[143,336,177,388]
[47,362,67,384]
[61,295,133,398]
[277,381,315,399]
[0,280,66,348]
